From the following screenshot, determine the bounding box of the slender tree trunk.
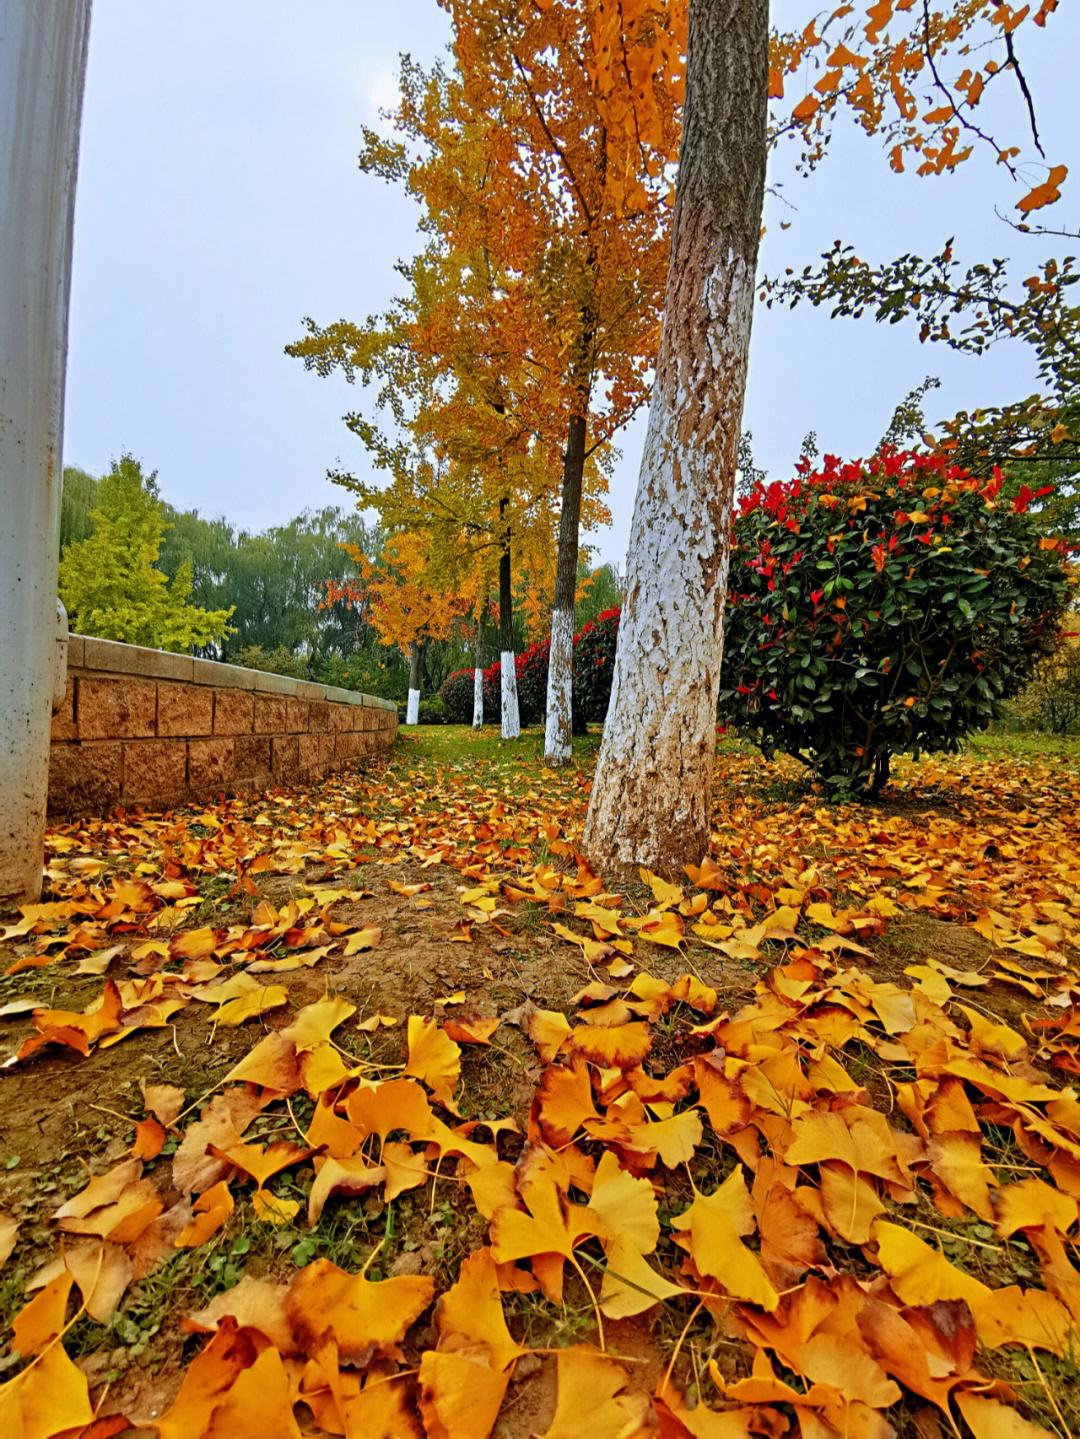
[472,601,485,729]
[498,497,521,739]
[582,0,769,872]
[0,1,91,904]
[406,639,421,725]
[544,409,589,766]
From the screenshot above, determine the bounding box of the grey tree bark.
[0,1,92,903]
[582,0,769,871]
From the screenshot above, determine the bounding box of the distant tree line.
[57,457,623,707]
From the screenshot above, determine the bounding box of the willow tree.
[584,0,1068,869]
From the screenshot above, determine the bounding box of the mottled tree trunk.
[406,640,421,725]
[499,497,521,739]
[472,604,485,729]
[544,410,588,767]
[583,0,769,871]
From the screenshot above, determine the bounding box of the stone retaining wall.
[49,635,398,816]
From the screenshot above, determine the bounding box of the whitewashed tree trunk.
[405,639,421,725]
[497,498,520,740]
[543,607,575,764]
[544,409,588,767]
[582,0,768,872]
[474,667,488,725]
[501,652,521,739]
[472,609,483,728]
[0,1,92,905]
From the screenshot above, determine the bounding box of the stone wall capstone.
[49,635,398,815]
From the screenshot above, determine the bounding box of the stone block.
[48,742,122,814]
[122,740,188,802]
[191,657,260,690]
[81,635,194,682]
[336,730,360,759]
[309,700,331,733]
[233,735,272,779]
[249,670,298,696]
[213,689,254,736]
[285,698,309,733]
[158,683,214,737]
[317,733,336,766]
[77,677,157,740]
[296,681,323,702]
[253,694,287,734]
[360,708,377,732]
[188,738,235,791]
[51,675,77,742]
[66,635,85,669]
[271,735,300,775]
[298,734,320,769]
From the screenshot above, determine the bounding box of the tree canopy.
[57,456,234,654]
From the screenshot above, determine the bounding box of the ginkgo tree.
[289,227,564,740]
[333,530,474,724]
[584,0,1070,871]
[423,0,686,767]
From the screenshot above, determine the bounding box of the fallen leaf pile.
[1,733,1079,1436]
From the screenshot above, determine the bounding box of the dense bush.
[237,644,308,679]
[572,607,620,723]
[417,696,446,725]
[1015,630,1080,734]
[717,452,1074,791]
[437,610,622,729]
[440,669,475,724]
[516,642,550,726]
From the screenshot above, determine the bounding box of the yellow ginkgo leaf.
[403,1016,461,1109]
[540,1347,651,1439]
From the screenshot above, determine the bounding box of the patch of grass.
[968,730,1080,762]
[396,725,601,776]
[979,1341,1080,1434]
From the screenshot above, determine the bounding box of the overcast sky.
[63,1,1077,569]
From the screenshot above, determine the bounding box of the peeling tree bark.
[498,497,521,740]
[0,1,92,904]
[544,409,588,767]
[582,0,769,872]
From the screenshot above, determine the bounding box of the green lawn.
[393,723,603,772]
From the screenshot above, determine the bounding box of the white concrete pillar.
[0,1,92,903]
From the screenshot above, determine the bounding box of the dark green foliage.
[571,607,619,724]
[440,669,476,724]
[417,696,446,724]
[439,609,620,729]
[717,452,1074,793]
[515,643,550,727]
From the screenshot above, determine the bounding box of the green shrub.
[236,644,308,679]
[717,452,1074,792]
[572,607,619,724]
[417,696,446,725]
[1014,630,1080,734]
[440,669,475,724]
